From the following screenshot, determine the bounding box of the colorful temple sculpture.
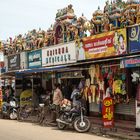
[54,4,77,43]
[91,6,104,34]
[1,0,140,55]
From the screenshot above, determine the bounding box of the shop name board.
[46,47,70,64]
[102,97,114,128]
[28,50,42,69]
[121,57,140,68]
[128,25,140,53]
[81,28,127,60]
[42,42,76,66]
[8,54,20,71]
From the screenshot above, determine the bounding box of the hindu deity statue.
[25,31,35,50]
[14,34,24,53]
[102,13,110,32]
[46,25,55,46]
[54,5,77,43]
[121,0,139,27]
[91,6,104,34]
[136,3,140,24]
[36,28,45,49]
[108,0,125,30]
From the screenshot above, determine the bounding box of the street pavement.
[0,119,113,140]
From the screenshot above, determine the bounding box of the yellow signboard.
[82,28,127,59]
[20,89,32,107]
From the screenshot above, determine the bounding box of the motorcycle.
[56,102,91,133]
[1,97,19,120]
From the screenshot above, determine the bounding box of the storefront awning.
[15,65,68,74]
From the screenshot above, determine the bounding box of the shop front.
[121,57,140,130]
[122,24,140,129]
[42,42,77,92]
[74,28,135,119]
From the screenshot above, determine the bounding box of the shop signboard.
[102,97,114,128]
[20,52,28,69]
[0,88,2,112]
[81,28,127,60]
[20,89,32,107]
[128,25,140,53]
[8,54,20,71]
[120,57,140,68]
[42,42,76,66]
[28,49,42,69]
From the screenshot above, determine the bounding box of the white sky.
[0,0,126,40]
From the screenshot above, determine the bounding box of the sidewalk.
[88,117,140,140]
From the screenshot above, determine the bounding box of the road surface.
[0,119,113,140]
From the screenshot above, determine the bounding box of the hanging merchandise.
[95,64,100,82]
[113,79,123,95]
[90,85,96,103]
[87,87,92,103]
[89,65,96,85]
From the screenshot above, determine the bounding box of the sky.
[0,0,125,40]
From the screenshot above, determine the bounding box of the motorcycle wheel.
[9,111,18,120]
[57,114,67,130]
[74,117,91,133]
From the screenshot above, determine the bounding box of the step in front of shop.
[88,117,135,132]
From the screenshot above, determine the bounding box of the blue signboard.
[28,49,42,69]
[121,57,140,68]
[128,25,140,53]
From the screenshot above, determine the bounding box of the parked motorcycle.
[1,97,19,120]
[56,103,91,133]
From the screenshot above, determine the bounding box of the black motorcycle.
[56,103,91,133]
[1,97,19,120]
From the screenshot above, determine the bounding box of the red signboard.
[102,97,114,128]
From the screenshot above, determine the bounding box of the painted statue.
[91,6,104,34]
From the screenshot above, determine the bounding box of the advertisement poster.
[102,97,114,128]
[8,54,20,71]
[28,49,42,69]
[120,57,140,68]
[0,88,2,112]
[81,28,127,60]
[20,89,32,107]
[128,25,140,53]
[42,42,76,66]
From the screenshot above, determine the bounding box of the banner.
[8,54,20,71]
[28,49,42,69]
[128,25,140,53]
[82,28,127,60]
[42,42,76,66]
[120,57,140,68]
[102,97,114,128]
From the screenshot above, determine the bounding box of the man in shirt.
[51,83,63,123]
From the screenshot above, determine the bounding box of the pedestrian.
[51,83,63,123]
